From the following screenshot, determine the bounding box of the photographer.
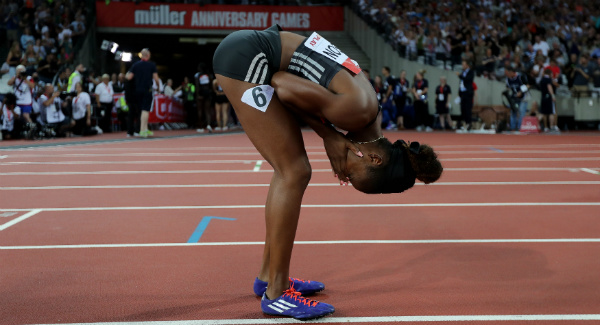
[40,84,74,136]
[7,65,35,127]
[1,93,21,140]
[505,66,530,131]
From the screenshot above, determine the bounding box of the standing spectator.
[362,68,374,87]
[94,74,114,133]
[40,84,74,136]
[373,75,386,103]
[505,66,530,131]
[381,66,396,129]
[6,42,22,77]
[0,93,21,140]
[539,69,558,133]
[571,54,593,97]
[5,9,19,46]
[412,69,431,132]
[195,63,213,133]
[126,48,160,138]
[72,82,97,136]
[113,73,125,93]
[457,59,475,131]
[591,55,600,97]
[213,78,229,131]
[435,76,453,130]
[176,76,196,129]
[393,70,409,130]
[68,63,85,92]
[8,65,35,126]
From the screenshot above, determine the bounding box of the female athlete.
[213,25,442,320]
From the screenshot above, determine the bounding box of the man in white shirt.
[94,74,114,133]
[72,82,98,136]
[163,79,174,97]
[7,65,35,124]
[40,84,74,135]
[1,93,21,139]
[532,35,550,57]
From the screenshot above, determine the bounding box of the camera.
[59,91,77,100]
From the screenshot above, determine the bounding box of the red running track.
[1,129,600,325]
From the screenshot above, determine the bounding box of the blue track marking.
[489,147,504,153]
[187,216,236,243]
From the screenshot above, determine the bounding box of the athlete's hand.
[323,131,362,186]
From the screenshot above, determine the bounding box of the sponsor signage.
[111,93,186,124]
[96,2,344,31]
[519,116,540,133]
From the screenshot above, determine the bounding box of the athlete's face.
[345,145,384,192]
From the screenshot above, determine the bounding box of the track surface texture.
[1,129,599,325]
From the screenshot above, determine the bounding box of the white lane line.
[1,181,599,191]
[3,157,600,166]
[253,160,263,172]
[0,155,7,159]
[581,168,600,175]
[1,202,599,212]
[2,238,600,250]
[6,150,600,158]
[0,209,42,231]
[0,167,589,176]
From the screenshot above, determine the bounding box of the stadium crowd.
[353,0,600,95]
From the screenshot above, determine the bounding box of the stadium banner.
[111,93,186,124]
[95,1,344,31]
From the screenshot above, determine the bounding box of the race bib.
[242,85,274,113]
[520,84,528,92]
[304,32,361,74]
[438,94,444,101]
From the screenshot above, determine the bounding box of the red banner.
[149,94,186,123]
[111,93,186,124]
[96,1,344,31]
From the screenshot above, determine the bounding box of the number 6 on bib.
[242,85,274,113]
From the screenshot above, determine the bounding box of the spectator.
[163,79,174,97]
[126,48,160,138]
[213,78,229,131]
[362,68,374,87]
[539,68,558,133]
[0,93,21,140]
[481,48,497,79]
[457,59,475,131]
[392,70,409,130]
[435,76,453,130]
[5,9,19,46]
[176,76,196,129]
[373,75,386,103]
[505,66,530,131]
[195,63,213,133]
[8,64,35,125]
[72,82,98,136]
[113,73,126,93]
[94,74,114,133]
[20,27,35,50]
[532,35,550,57]
[22,44,38,76]
[411,69,431,132]
[592,55,600,97]
[571,54,593,97]
[6,42,22,77]
[39,84,74,136]
[381,66,396,129]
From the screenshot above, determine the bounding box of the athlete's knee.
[276,158,312,188]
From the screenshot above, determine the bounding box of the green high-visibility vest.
[118,97,128,112]
[185,83,195,101]
[67,71,80,92]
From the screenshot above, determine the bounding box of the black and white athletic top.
[287,32,361,89]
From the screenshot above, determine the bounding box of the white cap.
[16,65,26,73]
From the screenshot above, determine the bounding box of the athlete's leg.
[217,74,311,299]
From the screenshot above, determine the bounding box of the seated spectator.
[39,84,74,136]
[481,48,497,79]
[0,93,21,140]
[22,44,38,76]
[163,79,174,97]
[20,27,35,50]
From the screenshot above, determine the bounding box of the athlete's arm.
[271,71,374,132]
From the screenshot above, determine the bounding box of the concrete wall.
[344,8,600,121]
